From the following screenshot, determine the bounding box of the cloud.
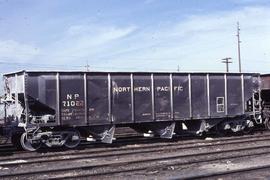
[1,4,269,73]
[41,24,137,65]
[0,40,40,61]
[92,6,270,72]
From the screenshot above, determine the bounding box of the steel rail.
[178,164,270,180]
[1,131,270,163]
[0,131,270,161]
[2,141,270,179]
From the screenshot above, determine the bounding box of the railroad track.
[1,132,270,179]
[0,130,142,154]
[1,134,270,166]
[0,128,266,153]
[0,126,266,154]
[50,144,270,179]
[0,130,268,160]
[179,164,270,180]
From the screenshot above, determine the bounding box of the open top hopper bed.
[0,70,263,151]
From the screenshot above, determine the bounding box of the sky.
[0,0,270,74]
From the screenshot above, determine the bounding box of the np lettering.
[62,93,84,107]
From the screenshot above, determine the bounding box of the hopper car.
[0,70,270,151]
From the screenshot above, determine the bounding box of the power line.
[0,60,176,72]
[221,57,232,73]
[0,57,268,73]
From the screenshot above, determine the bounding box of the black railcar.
[259,74,270,129]
[0,71,263,151]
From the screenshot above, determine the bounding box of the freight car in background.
[260,74,270,129]
[0,70,268,151]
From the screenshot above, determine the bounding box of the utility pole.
[177,65,180,72]
[222,57,232,73]
[85,60,90,72]
[236,22,242,73]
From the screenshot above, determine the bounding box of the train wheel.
[265,117,270,130]
[64,129,81,149]
[20,132,41,151]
